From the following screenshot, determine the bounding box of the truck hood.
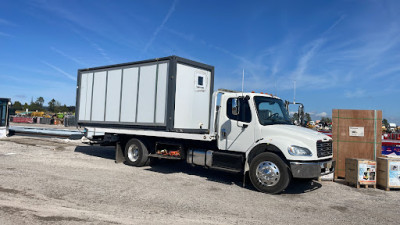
[259,124,332,161]
[261,125,331,142]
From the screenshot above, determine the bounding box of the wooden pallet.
[347,182,376,189]
[378,185,400,191]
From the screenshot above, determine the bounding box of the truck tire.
[249,152,291,194]
[124,138,149,167]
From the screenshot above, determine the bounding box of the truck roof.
[218,89,281,99]
[78,55,214,72]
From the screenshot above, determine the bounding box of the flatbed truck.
[76,56,334,194]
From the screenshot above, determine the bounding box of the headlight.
[288,145,312,156]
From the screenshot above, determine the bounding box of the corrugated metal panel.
[91,71,107,121]
[120,67,139,123]
[136,64,157,123]
[105,69,122,122]
[155,63,168,124]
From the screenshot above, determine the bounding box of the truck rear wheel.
[249,152,291,194]
[124,138,149,167]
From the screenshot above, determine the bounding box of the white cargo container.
[77,56,213,133]
[77,56,335,194]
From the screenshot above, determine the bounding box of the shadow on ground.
[74,146,322,194]
[282,179,322,194]
[147,159,322,194]
[147,159,244,186]
[74,146,115,160]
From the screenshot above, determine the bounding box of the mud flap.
[243,171,247,188]
[115,142,125,163]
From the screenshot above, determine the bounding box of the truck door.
[217,95,255,152]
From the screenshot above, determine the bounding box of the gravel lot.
[0,135,399,225]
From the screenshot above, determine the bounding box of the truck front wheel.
[249,152,291,194]
[124,138,149,167]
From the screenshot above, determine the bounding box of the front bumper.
[290,160,335,178]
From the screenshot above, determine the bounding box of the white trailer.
[76,56,335,194]
[0,98,10,138]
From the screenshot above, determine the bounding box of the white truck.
[0,98,10,138]
[388,123,397,133]
[76,56,334,194]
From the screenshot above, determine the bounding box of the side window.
[194,71,207,91]
[227,98,251,123]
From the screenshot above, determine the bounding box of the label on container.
[389,161,400,186]
[349,127,364,137]
[358,162,376,182]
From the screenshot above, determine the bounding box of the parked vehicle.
[76,56,334,194]
[388,123,397,133]
[0,98,11,138]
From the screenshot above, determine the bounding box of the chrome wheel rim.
[127,144,139,162]
[256,161,280,186]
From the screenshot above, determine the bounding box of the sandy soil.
[0,135,399,224]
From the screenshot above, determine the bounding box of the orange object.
[169,151,180,157]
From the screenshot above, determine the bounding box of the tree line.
[291,112,332,124]
[11,97,75,113]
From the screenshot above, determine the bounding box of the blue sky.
[0,0,399,123]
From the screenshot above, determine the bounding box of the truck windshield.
[254,96,291,125]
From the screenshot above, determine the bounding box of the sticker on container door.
[389,162,400,186]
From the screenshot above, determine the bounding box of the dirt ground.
[0,135,399,225]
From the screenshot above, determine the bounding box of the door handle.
[237,121,249,128]
[221,128,226,138]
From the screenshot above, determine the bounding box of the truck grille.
[316,141,333,158]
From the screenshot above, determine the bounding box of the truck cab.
[213,91,334,193]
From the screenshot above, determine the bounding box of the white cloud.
[0,18,15,26]
[345,88,366,98]
[0,32,13,37]
[292,38,324,81]
[51,47,87,66]
[41,61,76,81]
[316,112,328,117]
[143,0,178,53]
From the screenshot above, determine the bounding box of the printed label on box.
[389,161,400,186]
[358,162,376,182]
[349,127,364,137]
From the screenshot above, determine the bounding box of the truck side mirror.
[298,104,304,126]
[232,98,240,116]
[284,100,290,112]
